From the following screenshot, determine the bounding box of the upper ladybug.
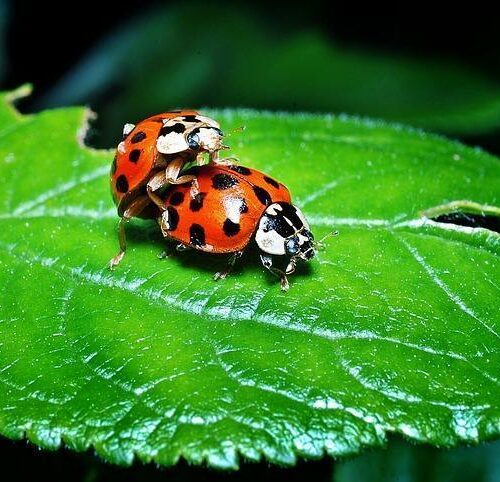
[158,163,316,290]
[109,111,225,267]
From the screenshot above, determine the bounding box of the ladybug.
[158,163,315,290]
[110,111,225,267]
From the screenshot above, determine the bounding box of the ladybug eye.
[285,236,300,255]
[187,133,200,149]
[215,128,223,136]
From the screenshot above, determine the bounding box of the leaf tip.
[3,84,34,120]
[77,107,98,149]
[5,84,33,105]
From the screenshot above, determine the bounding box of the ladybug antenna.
[225,125,246,137]
[218,126,245,150]
[313,230,339,250]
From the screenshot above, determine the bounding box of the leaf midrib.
[2,236,499,393]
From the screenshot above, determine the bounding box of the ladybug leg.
[196,152,208,165]
[285,257,297,275]
[215,155,239,166]
[208,150,229,164]
[109,195,151,269]
[146,170,168,211]
[208,150,218,163]
[163,157,201,198]
[260,254,290,291]
[209,144,231,164]
[109,218,128,268]
[165,157,196,185]
[158,241,176,259]
[176,243,191,252]
[189,178,200,198]
[213,250,244,281]
[280,276,290,292]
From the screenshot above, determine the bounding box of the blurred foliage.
[336,436,500,482]
[38,3,500,145]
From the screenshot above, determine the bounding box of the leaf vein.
[398,235,500,341]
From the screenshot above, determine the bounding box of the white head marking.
[156,132,189,154]
[255,203,287,256]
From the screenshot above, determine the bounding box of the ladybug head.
[156,114,225,156]
[255,202,316,262]
[186,125,225,154]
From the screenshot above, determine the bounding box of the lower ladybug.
[110,110,225,268]
[158,163,315,290]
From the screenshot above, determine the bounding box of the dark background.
[4,0,500,151]
[1,1,499,480]
[5,2,500,90]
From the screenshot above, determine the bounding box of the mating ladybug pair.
[110,110,316,290]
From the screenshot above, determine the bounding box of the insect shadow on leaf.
[155,233,315,285]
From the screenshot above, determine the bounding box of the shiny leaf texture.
[40,3,500,138]
[0,87,499,469]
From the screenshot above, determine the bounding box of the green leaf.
[0,87,499,469]
[41,3,500,138]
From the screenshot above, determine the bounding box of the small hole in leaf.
[423,201,500,234]
[431,212,500,233]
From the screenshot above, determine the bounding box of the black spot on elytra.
[212,174,238,190]
[129,149,140,163]
[229,165,251,175]
[131,131,146,143]
[190,192,206,211]
[182,115,200,123]
[263,176,279,188]
[160,123,186,136]
[116,175,129,193]
[253,186,271,206]
[190,224,206,247]
[169,191,185,206]
[223,219,240,237]
[111,155,117,174]
[166,206,179,231]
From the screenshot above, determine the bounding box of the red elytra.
[159,163,291,253]
[110,110,199,216]
[108,110,224,268]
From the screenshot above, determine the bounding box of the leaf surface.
[0,88,499,469]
